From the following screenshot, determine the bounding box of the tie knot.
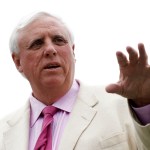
[42,106,58,117]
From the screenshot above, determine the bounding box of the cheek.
[21,51,42,65]
[61,51,75,67]
[64,51,75,71]
[58,50,74,73]
[61,47,74,59]
[19,53,40,74]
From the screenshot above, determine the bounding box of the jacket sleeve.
[129,104,150,150]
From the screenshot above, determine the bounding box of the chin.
[43,78,65,87]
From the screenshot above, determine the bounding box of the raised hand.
[106,43,150,106]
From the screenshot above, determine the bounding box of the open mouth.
[44,64,60,70]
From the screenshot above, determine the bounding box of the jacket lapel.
[59,83,99,150]
[3,102,30,150]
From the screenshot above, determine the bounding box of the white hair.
[9,11,74,54]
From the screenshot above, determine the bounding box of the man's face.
[13,16,75,92]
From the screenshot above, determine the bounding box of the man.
[0,11,150,150]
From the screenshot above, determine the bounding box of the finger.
[138,43,148,65]
[116,51,128,68]
[105,83,121,95]
[126,46,138,65]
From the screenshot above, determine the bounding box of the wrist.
[129,99,150,107]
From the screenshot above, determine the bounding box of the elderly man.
[0,11,150,150]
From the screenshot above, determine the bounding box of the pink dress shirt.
[29,80,80,150]
[132,104,150,125]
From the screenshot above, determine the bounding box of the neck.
[31,83,72,105]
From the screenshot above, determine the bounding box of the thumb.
[105,83,121,94]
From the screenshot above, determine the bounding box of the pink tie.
[34,106,58,150]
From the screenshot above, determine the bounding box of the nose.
[44,40,57,57]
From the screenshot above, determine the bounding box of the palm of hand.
[106,43,150,105]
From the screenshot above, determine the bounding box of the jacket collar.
[58,80,99,150]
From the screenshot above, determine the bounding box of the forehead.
[18,16,68,39]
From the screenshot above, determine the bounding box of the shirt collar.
[30,80,80,127]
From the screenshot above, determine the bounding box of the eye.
[29,39,44,50]
[53,35,68,46]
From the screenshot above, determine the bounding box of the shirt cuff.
[132,104,150,125]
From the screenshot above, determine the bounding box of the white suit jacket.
[0,81,150,150]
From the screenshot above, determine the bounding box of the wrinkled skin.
[106,43,150,106]
[12,16,75,105]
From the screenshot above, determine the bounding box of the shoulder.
[76,80,134,132]
[0,101,30,131]
[78,80,125,101]
[77,80,129,112]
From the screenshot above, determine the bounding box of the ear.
[12,53,23,73]
[72,44,76,62]
[72,44,75,55]
[72,44,75,50]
